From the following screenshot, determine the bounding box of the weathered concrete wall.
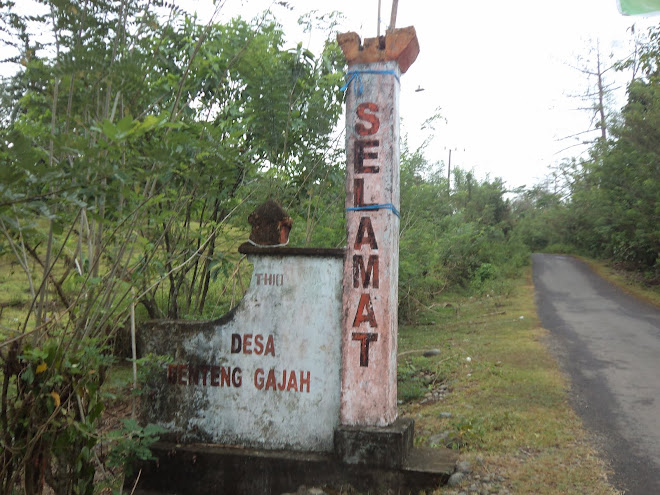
[130,440,457,495]
[139,248,344,452]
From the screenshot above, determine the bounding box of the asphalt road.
[533,254,660,494]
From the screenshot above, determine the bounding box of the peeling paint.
[338,27,419,428]
[139,252,343,452]
[341,60,401,427]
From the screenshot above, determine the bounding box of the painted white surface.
[341,61,400,426]
[148,254,343,452]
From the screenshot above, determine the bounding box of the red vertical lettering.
[353,254,379,288]
[353,293,378,327]
[254,368,264,390]
[265,369,277,391]
[299,371,311,393]
[278,370,287,391]
[244,334,253,354]
[254,334,264,355]
[221,366,231,387]
[231,334,241,353]
[352,332,379,367]
[264,335,275,356]
[354,178,376,208]
[356,102,380,136]
[354,140,380,173]
[354,217,378,249]
[210,366,220,386]
[232,367,242,387]
[286,371,298,392]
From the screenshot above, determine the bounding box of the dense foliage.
[0,0,345,492]
[0,0,543,492]
[398,141,529,321]
[516,24,660,285]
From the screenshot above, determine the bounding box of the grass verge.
[397,267,620,495]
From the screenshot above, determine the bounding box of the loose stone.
[448,472,465,487]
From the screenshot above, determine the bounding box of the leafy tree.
[529,24,660,280]
[511,183,569,253]
[398,136,528,322]
[0,1,345,492]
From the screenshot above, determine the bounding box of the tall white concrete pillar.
[338,28,419,426]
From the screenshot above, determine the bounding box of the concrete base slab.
[334,417,415,468]
[403,448,460,493]
[129,441,458,495]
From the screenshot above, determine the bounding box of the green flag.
[618,0,660,15]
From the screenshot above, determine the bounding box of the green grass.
[0,258,32,338]
[398,269,621,495]
[0,223,253,341]
[3,244,640,494]
[104,362,135,392]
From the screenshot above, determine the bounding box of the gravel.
[441,458,512,495]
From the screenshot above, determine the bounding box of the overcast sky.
[2,1,656,190]
[186,0,657,190]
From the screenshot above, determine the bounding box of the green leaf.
[101,120,117,140]
[22,367,34,385]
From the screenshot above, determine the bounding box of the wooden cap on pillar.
[337,26,420,73]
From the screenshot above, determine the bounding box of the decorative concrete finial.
[247,199,293,247]
[336,26,419,73]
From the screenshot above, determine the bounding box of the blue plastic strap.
[346,203,401,218]
[340,70,401,96]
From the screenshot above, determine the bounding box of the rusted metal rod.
[389,0,399,32]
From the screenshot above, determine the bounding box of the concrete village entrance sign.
[133,26,458,495]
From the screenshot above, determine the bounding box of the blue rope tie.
[340,70,401,96]
[346,203,401,218]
